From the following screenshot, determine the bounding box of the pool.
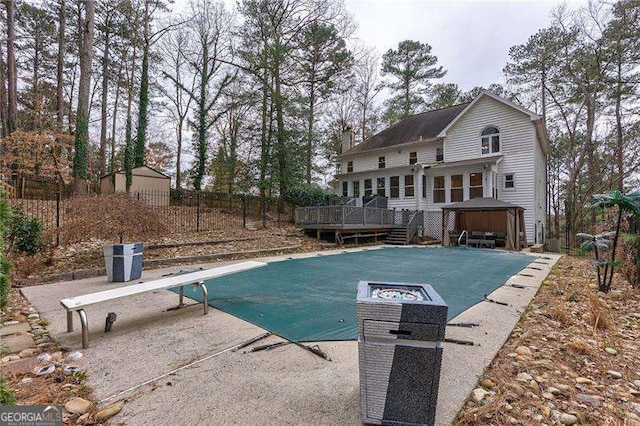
[174,247,534,342]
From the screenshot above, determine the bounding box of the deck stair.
[385,227,409,245]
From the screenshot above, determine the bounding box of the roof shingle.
[343,103,469,155]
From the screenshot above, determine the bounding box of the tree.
[380,40,445,124]
[178,0,236,191]
[352,46,382,143]
[71,0,95,194]
[158,24,197,189]
[429,83,462,108]
[4,0,17,134]
[296,21,352,184]
[578,190,640,292]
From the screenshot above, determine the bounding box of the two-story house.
[337,91,550,244]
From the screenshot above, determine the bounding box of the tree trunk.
[72,0,95,194]
[615,48,624,192]
[110,61,123,173]
[56,0,66,133]
[5,0,17,134]
[193,43,209,191]
[0,44,8,138]
[176,119,183,189]
[306,74,316,184]
[134,0,150,168]
[585,99,597,229]
[99,25,111,177]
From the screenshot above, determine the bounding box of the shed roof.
[100,165,171,180]
[343,103,469,155]
[443,197,524,211]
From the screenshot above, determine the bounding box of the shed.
[442,198,526,251]
[100,165,171,206]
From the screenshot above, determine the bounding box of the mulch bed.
[454,255,640,425]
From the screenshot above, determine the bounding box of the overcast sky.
[343,0,587,91]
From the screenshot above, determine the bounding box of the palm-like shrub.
[577,190,640,292]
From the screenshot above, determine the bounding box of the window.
[347,161,353,173]
[433,176,445,203]
[481,127,500,154]
[342,181,348,197]
[390,176,400,198]
[404,175,414,197]
[422,175,427,198]
[378,156,386,169]
[377,177,386,197]
[450,174,463,202]
[364,179,372,196]
[436,147,443,162]
[470,172,483,198]
[353,181,360,197]
[409,152,417,165]
[504,173,515,190]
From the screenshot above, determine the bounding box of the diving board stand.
[60,260,267,348]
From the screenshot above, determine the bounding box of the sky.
[342,0,588,91]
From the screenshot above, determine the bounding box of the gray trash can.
[356,281,448,426]
[103,242,143,282]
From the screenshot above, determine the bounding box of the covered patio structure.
[442,198,527,251]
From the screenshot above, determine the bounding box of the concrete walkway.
[21,247,561,425]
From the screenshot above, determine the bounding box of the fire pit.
[356,281,448,426]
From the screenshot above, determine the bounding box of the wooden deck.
[295,205,424,245]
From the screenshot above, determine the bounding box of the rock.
[18,377,33,385]
[632,402,640,413]
[626,415,640,426]
[533,414,544,422]
[516,346,533,357]
[94,401,124,421]
[504,403,513,411]
[608,370,623,379]
[541,405,551,418]
[31,329,47,336]
[555,384,570,392]
[605,347,618,355]
[1,355,20,363]
[576,377,593,385]
[480,378,495,389]
[529,379,541,394]
[634,380,640,389]
[576,393,603,407]
[3,320,19,326]
[542,392,555,400]
[547,386,561,395]
[511,383,526,396]
[18,348,39,358]
[76,413,90,424]
[27,313,39,319]
[471,387,490,403]
[64,397,92,415]
[631,390,640,397]
[560,413,578,425]
[517,372,533,382]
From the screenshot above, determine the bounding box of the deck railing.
[295,205,419,228]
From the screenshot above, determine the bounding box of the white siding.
[341,141,441,173]
[533,127,547,243]
[446,96,536,242]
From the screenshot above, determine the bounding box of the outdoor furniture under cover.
[442,198,527,251]
[60,261,266,348]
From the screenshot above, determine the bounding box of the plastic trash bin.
[103,242,143,282]
[356,281,448,426]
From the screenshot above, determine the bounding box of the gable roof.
[342,103,469,156]
[100,165,171,180]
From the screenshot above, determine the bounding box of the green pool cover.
[173,247,534,342]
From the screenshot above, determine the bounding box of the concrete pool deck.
[21,246,561,425]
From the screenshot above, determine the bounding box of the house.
[100,165,171,206]
[336,91,550,245]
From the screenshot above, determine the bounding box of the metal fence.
[6,190,293,236]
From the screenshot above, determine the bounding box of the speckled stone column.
[356,281,448,426]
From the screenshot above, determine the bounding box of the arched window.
[481,127,500,154]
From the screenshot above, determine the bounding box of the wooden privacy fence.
[6,190,293,236]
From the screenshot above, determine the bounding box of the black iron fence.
[6,189,293,236]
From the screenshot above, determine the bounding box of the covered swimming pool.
[174,247,534,342]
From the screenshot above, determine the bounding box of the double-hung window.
[469,172,483,198]
[433,176,445,203]
[390,176,400,198]
[404,175,414,197]
[450,174,463,202]
[481,127,500,154]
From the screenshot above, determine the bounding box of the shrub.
[0,194,11,308]
[283,184,334,207]
[7,206,44,255]
[56,193,168,244]
[0,375,16,405]
[620,233,640,287]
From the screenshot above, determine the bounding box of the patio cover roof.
[443,197,524,211]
